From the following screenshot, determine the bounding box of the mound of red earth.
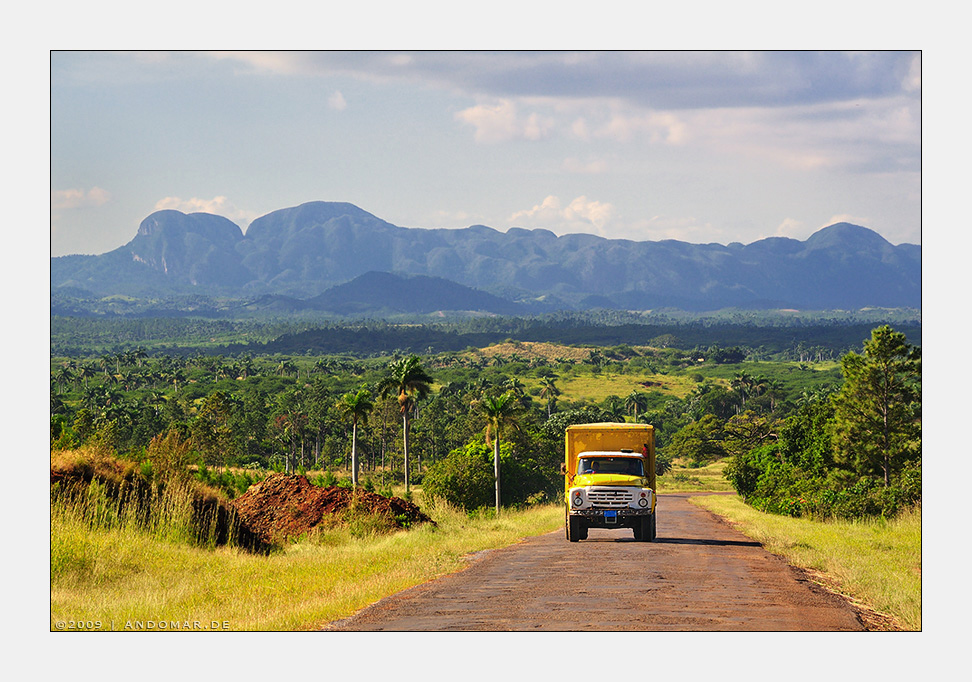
[231,473,433,544]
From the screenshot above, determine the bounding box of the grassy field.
[691,494,921,630]
[51,496,563,631]
[657,460,734,493]
[554,370,695,403]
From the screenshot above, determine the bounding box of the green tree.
[272,387,309,473]
[378,355,434,492]
[192,391,237,473]
[473,391,523,514]
[833,326,921,486]
[723,411,781,459]
[339,388,374,486]
[73,408,95,442]
[664,414,726,467]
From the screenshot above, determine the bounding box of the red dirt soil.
[231,474,432,544]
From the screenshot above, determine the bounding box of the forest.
[49,313,922,520]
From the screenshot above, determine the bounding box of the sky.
[50,50,922,257]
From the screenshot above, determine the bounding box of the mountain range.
[51,201,921,314]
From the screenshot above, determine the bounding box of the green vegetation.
[657,460,734,493]
[50,317,920,630]
[723,326,921,519]
[691,494,921,630]
[50,322,918,520]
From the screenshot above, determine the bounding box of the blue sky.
[50,50,921,257]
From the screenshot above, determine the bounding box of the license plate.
[604,510,617,523]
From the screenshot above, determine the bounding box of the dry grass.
[691,494,921,630]
[472,341,593,362]
[51,492,563,631]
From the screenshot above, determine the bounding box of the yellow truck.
[564,423,656,542]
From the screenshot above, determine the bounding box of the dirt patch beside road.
[326,493,867,631]
[232,474,432,544]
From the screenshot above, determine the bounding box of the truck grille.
[587,488,633,509]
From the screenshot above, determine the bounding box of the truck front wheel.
[636,514,654,542]
[567,513,585,542]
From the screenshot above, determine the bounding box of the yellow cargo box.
[564,422,655,492]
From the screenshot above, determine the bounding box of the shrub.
[423,440,558,511]
[422,441,495,510]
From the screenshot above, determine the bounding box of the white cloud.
[455,99,553,143]
[510,195,615,235]
[51,187,111,210]
[154,196,257,227]
[774,218,806,239]
[328,90,347,111]
[595,111,688,144]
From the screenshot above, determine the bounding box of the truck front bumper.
[571,508,653,517]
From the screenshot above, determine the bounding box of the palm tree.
[625,390,649,422]
[377,356,434,493]
[54,366,75,394]
[504,376,525,397]
[234,355,254,380]
[730,372,754,411]
[473,391,523,515]
[131,346,148,367]
[278,359,299,379]
[77,363,95,389]
[539,377,560,417]
[339,388,374,486]
[588,349,605,371]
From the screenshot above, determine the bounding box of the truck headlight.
[572,494,583,507]
[638,497,649,508]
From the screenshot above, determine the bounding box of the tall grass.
[51,494,563,631]
[52,477,229,551]
[692,494,921,630]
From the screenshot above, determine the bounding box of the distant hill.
[305,271,525,315]
[51,201,921,313]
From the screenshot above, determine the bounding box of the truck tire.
[639,514,654,542]
[650,513,657,541]
[567,510,582,542]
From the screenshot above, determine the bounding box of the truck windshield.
[577,457,643,476]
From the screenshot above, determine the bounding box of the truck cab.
[564,423,656,542]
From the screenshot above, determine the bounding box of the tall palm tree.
[539,377,560,417]
[473,391,523,515]
[378,356,434,493]
[625,390,649,422]
[77,363,95,389]
[339,388,374,486]
[731,372,754,410]
[54,366,74,394]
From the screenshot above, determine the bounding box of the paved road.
[326,493,865,631]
